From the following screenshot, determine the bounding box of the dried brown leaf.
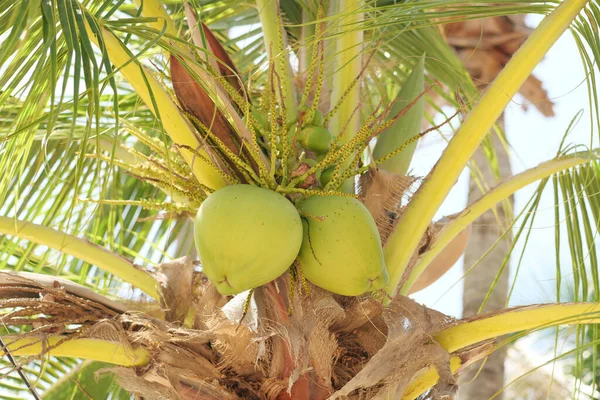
[408,218,472,294]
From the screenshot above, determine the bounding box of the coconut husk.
[101,367,178,400]
[170,55,240,155]
[330,296,458,399]
[184,5,244,99]
[358,168,417,245]
[155,256,195,323]
[0,271,126,313]
[331,296,383,334]
[0,272,119,334]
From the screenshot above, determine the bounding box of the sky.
[412,14,600,318]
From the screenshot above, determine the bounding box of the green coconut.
[312,110,325,126]
[194,184,303,295]
[296,195,388,296]
[298,126,333,154]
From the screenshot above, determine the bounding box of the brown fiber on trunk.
[0,264,493,399]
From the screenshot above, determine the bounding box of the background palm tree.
[438,15,555,399]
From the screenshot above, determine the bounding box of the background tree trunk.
[458,115,513,400]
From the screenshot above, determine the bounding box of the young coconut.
[298,105,325,126]
[298,125,333,154]
[297,195,388,296]
[194,184,303,295]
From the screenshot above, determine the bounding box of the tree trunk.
[459,115,513,400]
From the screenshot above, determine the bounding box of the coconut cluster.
[194,184,388,296]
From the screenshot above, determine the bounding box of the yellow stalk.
[330,0,363,140]
[402,356,462,400]
[132,0,179,37]
[384,0,590,295]
[0,216,160,300]
[400,156,591,295]
[256,0,298,122]
[85,20,226,191]
[330,0,363,191]
[404,302,600,399]
[436,303,600,353]
[1,336,149,367]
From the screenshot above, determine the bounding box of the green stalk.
[256,0,297,123]
[299,6,316,74]
[329,0,364,191]
[1,336,148,366]
[372,55,425,175]
[0,217,159,299]
[330,0,363,139]
[384,0,591,296]
[401,156,592,295]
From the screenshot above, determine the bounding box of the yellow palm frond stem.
[400,155,591,295]
[0,217,160,300]
[84,19,226,191]
[403,356,462,400]
[403,302,600,399]
[436,303,600,353]
[1,336,149,367]
[327,0,364,192]
[384,0,591,296]
[132,0,179,37]
[256,0,297,122]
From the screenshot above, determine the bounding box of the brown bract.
[291,162,317,189]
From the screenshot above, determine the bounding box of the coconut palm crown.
[1,0,600,399]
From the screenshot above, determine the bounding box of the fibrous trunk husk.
[358,168,417,246]
[0,257,492,400]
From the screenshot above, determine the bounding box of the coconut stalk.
[329,0,364,192]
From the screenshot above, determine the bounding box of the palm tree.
[1,0,599,398]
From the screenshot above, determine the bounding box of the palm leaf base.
[0,263,496,400]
